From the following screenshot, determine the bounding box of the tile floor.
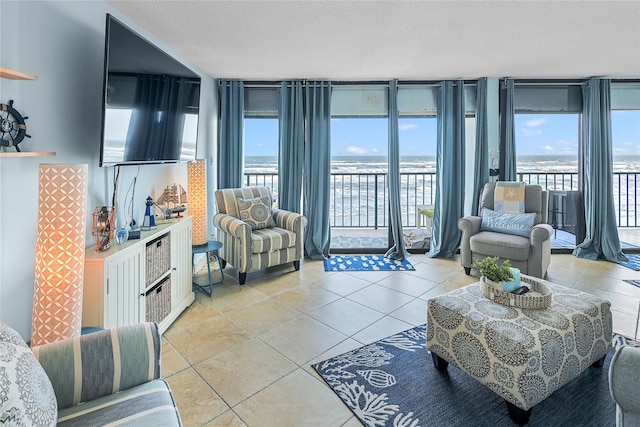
[162,254,640,426]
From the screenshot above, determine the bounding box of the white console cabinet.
[83,217,195,334]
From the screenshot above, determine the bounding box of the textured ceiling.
[106,0,640,81]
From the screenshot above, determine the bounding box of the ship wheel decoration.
[1,100,31,152]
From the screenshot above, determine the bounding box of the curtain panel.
[471,78,489,216]
[429,81,466,258]
[278,81,304,212]
[573,78,627,263]
[499,78,517,181]
[385,80,408,260]
[303,81,332,259]
[218,80,244,189]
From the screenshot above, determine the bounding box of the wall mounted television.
[100,14,200,167]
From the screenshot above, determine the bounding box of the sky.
[244,111,640,158]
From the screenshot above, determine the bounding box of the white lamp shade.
[31,164,88,346]
[188,159,208,246]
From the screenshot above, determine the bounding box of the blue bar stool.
[192,240,224,296]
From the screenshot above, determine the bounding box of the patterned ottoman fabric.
[426,279,612,411]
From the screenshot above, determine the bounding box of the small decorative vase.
[115,228,129,245]
[481,276,503,289]
[503,268,521,292]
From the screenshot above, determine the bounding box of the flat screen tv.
[100,14,200,167]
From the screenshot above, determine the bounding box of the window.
[330,85,389,249]
[611,83,640,227]
[514,113,580,181]
[513,84,582,247]
[398,117,436,227]
[243,87,279,194]
[244,118,278,187]
[513,85,581,190]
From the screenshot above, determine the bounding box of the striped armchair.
[213,186,307,285]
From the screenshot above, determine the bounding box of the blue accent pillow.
[480,208,536,237]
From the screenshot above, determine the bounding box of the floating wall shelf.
[0,67,37,80]
[0,68,42,155]
[0,152,56,158]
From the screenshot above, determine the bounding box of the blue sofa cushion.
[481,208,536,237]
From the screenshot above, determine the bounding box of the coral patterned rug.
[624,279,640,288]
[313,325,638,427]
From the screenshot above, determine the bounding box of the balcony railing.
[245,171,638,228]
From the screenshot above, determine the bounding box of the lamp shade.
[31,164,88,346]
[188,159,208,246]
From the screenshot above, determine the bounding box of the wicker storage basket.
[146,233,171,287]
[479,275,552,309]
[145,276,171,324]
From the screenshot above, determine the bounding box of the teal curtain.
[278,81,304,212]
[429,81,466,258]
[499,78,517,181]
[471,78,489,215]
[573,78,627,262]
[385,80,408,260]
[218,80,244,188]
[303,81,332,259]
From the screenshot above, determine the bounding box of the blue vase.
[503,268,521,292]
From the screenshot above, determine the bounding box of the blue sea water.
[245,155,640,227]
[246,155,640,173]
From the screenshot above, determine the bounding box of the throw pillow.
[0,322,57,427]
[481,208,536,237]
[494,181,526,214]
[237,196,276,230]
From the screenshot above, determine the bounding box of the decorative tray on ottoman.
[479,275,552,309]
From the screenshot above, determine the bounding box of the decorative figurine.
[0,100,31,152]
[92,205,115,251]
[141,196,157,230]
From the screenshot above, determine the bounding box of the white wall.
[0,0,217,339]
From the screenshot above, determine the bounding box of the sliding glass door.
[515,113,581,248]
[330,117,389,251]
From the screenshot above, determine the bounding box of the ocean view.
[244,155,640,228]
[246,155,640,174]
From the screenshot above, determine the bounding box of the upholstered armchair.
[458,182,553,278]
[610,345,640,426]
[213,186,307,285]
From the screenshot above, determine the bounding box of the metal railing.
[245,171,638,228]
[518,171,638,227]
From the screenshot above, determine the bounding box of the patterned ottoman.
[426,277,612,425]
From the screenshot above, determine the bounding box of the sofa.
[213,186,307,285]
[0,321,182,426]
[609,345,640,426]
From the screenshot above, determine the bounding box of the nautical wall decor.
[0,100,30,151]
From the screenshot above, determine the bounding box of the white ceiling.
[107,0,640,81]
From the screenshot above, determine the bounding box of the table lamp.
[188,159,208,246]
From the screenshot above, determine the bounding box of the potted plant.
[472,256,514,288]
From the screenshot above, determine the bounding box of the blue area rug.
[323,255,415,272]
[624,279,640,288]
[618,254,640,271]
[313,325,638,427]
